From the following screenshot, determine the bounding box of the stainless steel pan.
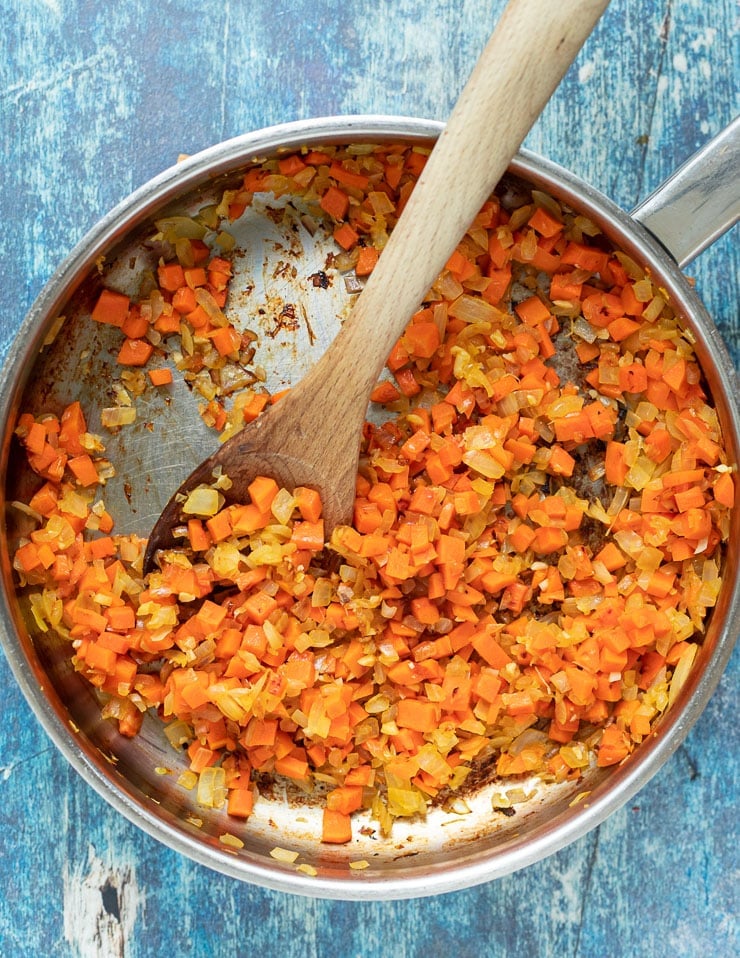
[0,116,737,899]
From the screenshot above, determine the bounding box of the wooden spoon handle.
[144,0,610,562]
[297,0,609,431]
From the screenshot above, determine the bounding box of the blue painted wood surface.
[0,1,737,954]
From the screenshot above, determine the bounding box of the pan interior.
[1,124,737,898]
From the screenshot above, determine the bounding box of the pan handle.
[631,116,740,269]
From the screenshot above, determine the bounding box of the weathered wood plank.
[0,1,737,955]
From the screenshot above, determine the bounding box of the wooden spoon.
[144,0,609,569]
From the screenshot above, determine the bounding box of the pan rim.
[0,114,737,900]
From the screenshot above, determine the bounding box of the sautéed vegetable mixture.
[13,143,733,845]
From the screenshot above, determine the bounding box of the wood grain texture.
[0,0,737,955]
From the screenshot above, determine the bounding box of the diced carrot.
[278,154,307,177]
[15,541,41,572]
[248,476,280,513]
[326,785,364,815]
[407,596,438,625]
[645,428,672,463]
[370,381,401,404]
[242,718,278,748]
[322,808,352,844]
[404,151,427,176]
[105,606,135,632]
[231,503,271,535]
[508,522,536,554]
[532,527,569,555]
[400,430,431,461]
[148,368,173,386]
[608,316,641,343]
[552,410,591,444]
[345,765,374,787]
[274,754,309,781]
[355,246,379,276]
[67,454,99,487]
[206,509,233,543]
[241,392,270,423]
[483,267,512,305]
[291,520,325,551]
[547,446,576,477]
[25,421,47,456]
[329,162,370,190]
[396,698,440,732]
[91,289,129,327]
[241,591,278,625]
[619,363,648,393]
[227,788,254,818]
[471,629,512,669]
[293,486,322,523]
[84,642,118,674]
[605,441,629,485]
[403,322,440,359]
[575,342,600,365]
[620,283,645,316]
[713,471,735,508]
[88,536,116,559]
[188,742,218,773]
[480,571,517,594]
[515,295,550,326]
[382,161,403,191]
[184,305,211,329]
[117,338,154,366]
[528,205,563,238]
[158,262,186,292]
[154,309,182,334]
[194,600,227,632]
[28,482,59,517]
[172,286,198,314]
[595,541,627,572]
[333,222,359,250]
[394,367,422,397]
[121,310,150,339]
[205,325,240,357]
[304,150,332,166]
[386,339,409,372]
[560,241,609,275]
[320,185,350,221]
[673,486,705,512]
[663,357,687,392]
[446,248,476,282]
[474,668,502,704]
[184,267,207,289]
[597,724,631,766]
[583,292,624,327]
[211,627,241,660]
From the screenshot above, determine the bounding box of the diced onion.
[183,486,222,517]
